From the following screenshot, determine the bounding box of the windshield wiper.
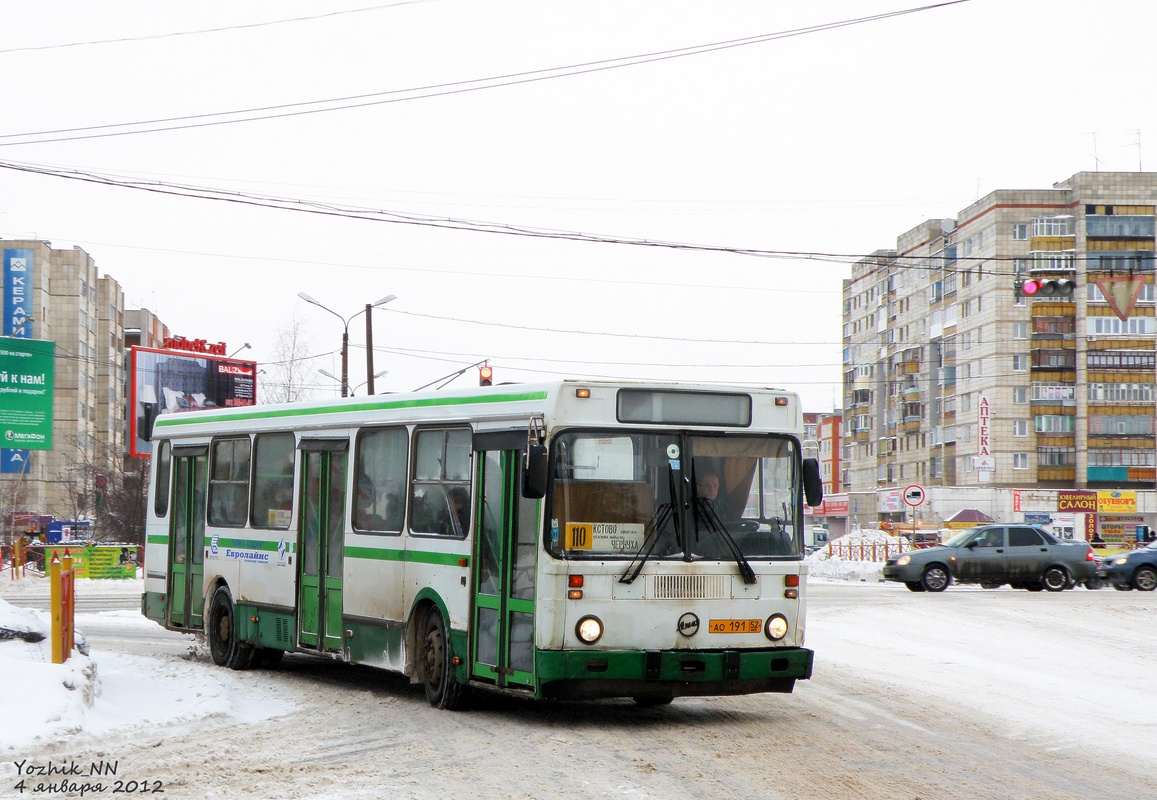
[620,469,682,584]
[692,496,756,584]
[619,502,675,584]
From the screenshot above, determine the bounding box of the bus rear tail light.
[784,575,800,587]
[568,574,584,599]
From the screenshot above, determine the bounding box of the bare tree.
[47,434,147,544]
[262,314,319,404]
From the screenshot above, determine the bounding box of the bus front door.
[472,450,537,691]
[297,448,347,652]
[168,450,207,630]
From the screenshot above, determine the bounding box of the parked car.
[882,524,1097,592]
[1097,542,1157,591]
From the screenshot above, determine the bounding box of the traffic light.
[479,365,493,386]
[1015,277,1076,299]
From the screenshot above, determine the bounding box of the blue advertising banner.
[0,448,32,474]
[4,248,34,338]
[4,248,35,467]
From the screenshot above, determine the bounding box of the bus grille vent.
[651,574,728,600]
[275,616,292,645]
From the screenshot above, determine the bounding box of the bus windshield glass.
[549,431,802,560]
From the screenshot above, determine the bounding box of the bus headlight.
[764,614,789,641]
[575,615,603,644]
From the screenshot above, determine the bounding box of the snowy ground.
[2,535,1156,798]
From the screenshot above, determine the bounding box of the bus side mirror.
[523,444,548,499]
[802,458,823,507]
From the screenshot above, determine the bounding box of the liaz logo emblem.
[210,533,219,557]
[677,612,700,637]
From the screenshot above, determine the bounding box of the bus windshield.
[548,431,802,561]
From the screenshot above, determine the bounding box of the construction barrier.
[826,539,913,563]
[49,551,76,664]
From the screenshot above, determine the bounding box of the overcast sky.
[2,0,1155,409]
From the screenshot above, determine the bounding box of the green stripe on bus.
[346,546,467,567]
[147,534,169,545]
[154,390,550,429]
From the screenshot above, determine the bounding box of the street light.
[318,368,387,396]
[298,292,396,397]
[229,343,251,358]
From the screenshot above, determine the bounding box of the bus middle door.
[473,448,537,691]
[168,447,207,630]
[297,441,348,653]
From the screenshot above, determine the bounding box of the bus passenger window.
[208,437,251,527]
[251,432,295,529]
[410,428,471,537]
[354,427,408,533]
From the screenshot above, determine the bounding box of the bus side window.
[354,426,408,533]
[411,428,471,537]
[251,432,295,529]
[154,440,171,517]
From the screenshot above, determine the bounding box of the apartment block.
[841,172,1157,535]
[1,240,127,525]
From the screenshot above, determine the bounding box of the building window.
[1013,420,1029,437]
[1013,223,1029,240]
[1087,316,1156,336]
[1013,452,1029,470]
[1032,216,1073,236]
[1035,415,1075,433]
[1012,355,1028,372]
[1012,322,1028,340]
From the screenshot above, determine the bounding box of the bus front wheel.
[208,585,256,670]
[421,608,465,710]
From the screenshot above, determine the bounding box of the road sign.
[903,484,926,507]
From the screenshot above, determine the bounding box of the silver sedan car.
[882,524,1097,592]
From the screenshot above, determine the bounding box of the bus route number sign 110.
[565,522,645,553]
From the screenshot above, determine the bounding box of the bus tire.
[208,585,256,670]
[420,608,465,710]
[633,694,675,707]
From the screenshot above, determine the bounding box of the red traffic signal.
[479,365,493,386]
[1016,277,1075,299]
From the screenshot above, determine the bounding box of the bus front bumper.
[535,646,813,701]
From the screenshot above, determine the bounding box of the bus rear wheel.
[633,694,675,707]
[208,586,256,670]
[421,608,465,710]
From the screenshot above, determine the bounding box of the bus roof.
[150,379,802,438]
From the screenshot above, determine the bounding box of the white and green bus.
[142,380,823,708]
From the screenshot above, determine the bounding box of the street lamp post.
[298,292,396,397]
[319,368,387,397]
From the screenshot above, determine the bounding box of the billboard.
[0,336,55,452]
[4,247,36,469]
[129,346,257,457]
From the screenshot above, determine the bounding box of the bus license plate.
[708,619,761,634]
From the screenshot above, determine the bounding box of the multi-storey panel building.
[1,240,127,525]
[842,172,1156,529]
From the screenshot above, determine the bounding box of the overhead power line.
[0,2,969,147]
[0,157,1033,274]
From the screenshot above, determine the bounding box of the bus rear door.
[297,441,348,653]
[168,446,207,630]
[472,446,538,692]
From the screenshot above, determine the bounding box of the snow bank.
[0,597,100,750]
[805,528,908,583]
